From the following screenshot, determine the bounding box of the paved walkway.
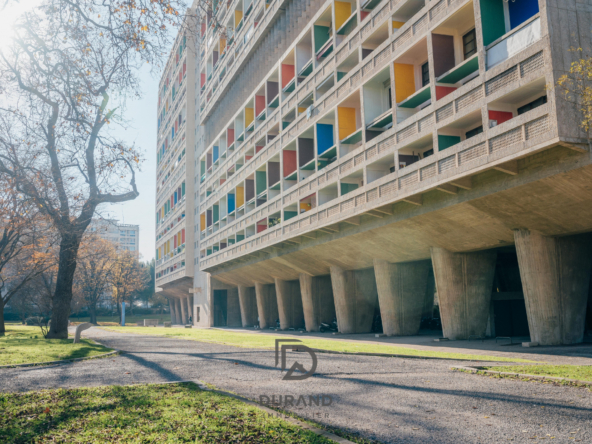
[1,327,591,444]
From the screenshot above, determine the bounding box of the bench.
[144,319,159,327]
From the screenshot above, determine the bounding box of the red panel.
[281,64,295,88]
[201,22,206,36]
[245,155,252,161]
[488,110,514,125]
[201,73,206,87]
[255,95,266,116]
[227,128,235,144]
[256,145,264,153]
[436,86,457,101]
[283,150,297,177]
[257,220,267,233]
[360,11,370,21]
[182,229,185,244]
[174,235,177,248]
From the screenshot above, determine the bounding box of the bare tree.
[0,0,191,338]
[74,234,116,324]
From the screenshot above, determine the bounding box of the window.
[463,29,477,60]
[421,62,430,87]
[517,95,547,115]
[466,125,483,139]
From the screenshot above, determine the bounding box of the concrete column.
[422,268,436,319]
[373,259,431,336]
[169,298,178,324]
[299,274,336,332]
[514,230,592,345]
[178,297,187,325]
[255,282,279,329]
[185,297,192,324]
[330,266,378,334]
[274,278,305,330]
[238,286,258,327]
[431,248,497,340]
[227,288,242,327]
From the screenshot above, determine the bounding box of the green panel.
[438,135,461,151]
[213,205,219,223]
[438,55,479,84]
[282,121,291,129]
[300,158,316,170]
[256,170,267,195]
[337,71,346,82]
[319,145,336,159]
[340,129,363,144]
[398,86,431,108]
[314,25,331,53]
[337,13,357,35]
[236,234,245,242]
[367,113,393,130]
[480,0,506,46]
[269,95,279,108]
[284,211,298,221]
[285,171,297,181]
[299,60,313,77]
[341,183,359,195]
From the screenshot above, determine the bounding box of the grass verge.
[0,382,335,444]
[105,326,535,363]
[0,325,112,366]
[484,365,592,382]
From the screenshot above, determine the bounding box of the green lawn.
[69,313,171,326]
[484,365,592,382]
[105,326,535,363]
[0,382,334,444]
[0,325,112,366]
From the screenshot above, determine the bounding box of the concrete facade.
[157,0,592,343]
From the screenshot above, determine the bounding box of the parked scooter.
[319,318,338,333]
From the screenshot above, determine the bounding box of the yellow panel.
[200,213,206,230]
[236,186,245,207]
[298,107,307,113]
[220,37,226,50]
[394,63,415,103]
[338,107,357,140]
[334,1,352,30]
[300,203,312,212]
[245,107,254,126]
[235,10,243,27]
[392,20,405,30]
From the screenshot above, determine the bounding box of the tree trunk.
[89,305,97,325]
[0,299,5,334]
[46,233,82,339]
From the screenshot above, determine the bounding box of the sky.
[0,1,162,261]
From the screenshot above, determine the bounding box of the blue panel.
[213,145,219,162]
[316,123,334,154]
[228,193,235,213]
[508,0,539,30]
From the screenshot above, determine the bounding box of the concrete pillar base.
[255,282,279,329]
[177,298,186,325]
[226,288,242,327]
[275,279,305,330]
[299,274,336,331]
[238,286,258,327]
[514,230,592,345]
[431,247,497,340]
[374,259,431,336]
[169,298,178,325]
[330,266,378,334]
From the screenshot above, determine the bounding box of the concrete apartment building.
[160,0,592,345]
[89,219,140,254]
[154,14,198,324]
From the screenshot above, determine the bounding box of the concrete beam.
[450,176,472,190]
[299,274,336,332]
[238,286,258,327]
[374,259,431,336]
[431,247,497,340]
[274,278,305,330]
[514,230,592,345]
[436,184,458,195]
[255,282,279,329]
[494,160,518,175]
[403,194,422,206]
[330,265,378,334]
